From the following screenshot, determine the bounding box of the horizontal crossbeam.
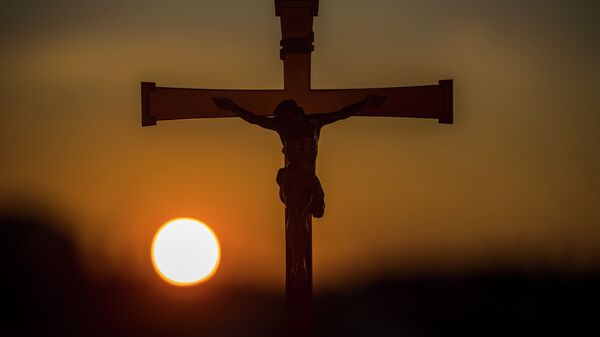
[141,80,452,126]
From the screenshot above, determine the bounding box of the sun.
[151,218,220,286]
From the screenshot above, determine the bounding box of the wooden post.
[285,209,313,337]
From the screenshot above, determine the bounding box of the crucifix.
[141,1,452,336]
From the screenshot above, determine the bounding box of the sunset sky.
[1,0,599,291]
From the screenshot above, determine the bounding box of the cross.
[141,1,453,337]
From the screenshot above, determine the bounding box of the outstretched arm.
[213,97,277,130]
[311,94,386,126]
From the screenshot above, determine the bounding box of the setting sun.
[151,218,220,286]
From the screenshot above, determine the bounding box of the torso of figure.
[275,114,321,173]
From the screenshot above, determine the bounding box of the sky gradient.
[1,0,599,290]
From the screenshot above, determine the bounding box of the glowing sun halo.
[151,218,220,286]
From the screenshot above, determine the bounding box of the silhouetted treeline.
[316,270,597,337]
[2,204,597,337]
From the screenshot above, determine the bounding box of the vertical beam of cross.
[277,0,316,94]
[276,2,319,337]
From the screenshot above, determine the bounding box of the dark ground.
[2,204,597,337]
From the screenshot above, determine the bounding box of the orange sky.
[1,0,599,290]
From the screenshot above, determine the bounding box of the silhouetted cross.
[141,1,452,337]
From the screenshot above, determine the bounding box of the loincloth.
[276,167,324,218]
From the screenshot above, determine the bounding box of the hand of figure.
[212,97,234,110]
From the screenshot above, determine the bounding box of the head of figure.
[274,100,305,120]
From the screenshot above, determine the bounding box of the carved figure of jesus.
[213,95,385,278]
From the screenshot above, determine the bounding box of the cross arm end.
[438,79,453,124]
[141,82,157,127]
